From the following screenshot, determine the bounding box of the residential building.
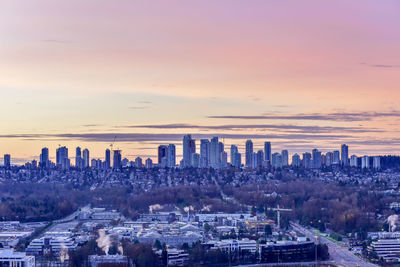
[245,140,253,168]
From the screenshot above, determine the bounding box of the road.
[53,204,90,223]
[290,222,376,267]
[241,261,335,266]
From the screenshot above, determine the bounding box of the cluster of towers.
[38,147,120,170]
[2,136,380,170]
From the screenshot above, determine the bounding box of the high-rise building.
[361,156,369,169]
[292,154,301,167]
[341,144,349,166]
[312,149,322,169]
[230,145,238,166]
[221,152,228,168]
[281,150,289,167]
[3,154,11,168]
[167,144,176,168]
[113,150,122,169]
[75,147,82,169]
[218,142,225,167]
[333,150,340,165]
[158,145,168,165]
[373,156,381,170]
[200,139,210,168]
[191,153,200,168]
[83,149,90,168]
[189,139,196,164]
[145,158,153,168]
[325,152,333,167]
[135,157,143,168]
[183,134,194,167]
[233,152,241,168]
[210,137,220,168]
[272,153,282,169]
[302,152,312,169]
[350,155,358,167]
[264,142,271,167]
[56,146,68,169]
[105,149,111,169]
[40,147,49,168]
[256,150,264,168]
[245,140,253,168]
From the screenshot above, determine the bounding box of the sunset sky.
[1,0,400,164]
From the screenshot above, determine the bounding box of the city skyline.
[0,135,382,169]
[1,0,400,162]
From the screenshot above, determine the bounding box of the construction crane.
[267,205,293,229]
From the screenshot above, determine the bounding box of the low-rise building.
[26,236,77,256]
[89,255,128,267]
[0,249,35,267]
[369,239,400,262]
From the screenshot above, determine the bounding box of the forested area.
[0,176,395,236]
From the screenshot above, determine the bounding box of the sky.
[1,0,400,164]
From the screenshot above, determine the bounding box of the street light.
[314,236,318,267]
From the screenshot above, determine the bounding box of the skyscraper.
[183,134,194,167]
[83,149,90,168]
[210,137,220,168]
[221,151,228,168]
[233,152,241,168]
[373,156,381,170]
[158,145,168,165]
[56,146,68,169]
[3,154,11,168]
[312,149,322,169]
[264,142,271,166]
[145,158,153,168]
[40,147,49,168]
[350,155,358,167]
[200,139,210,168]
[361,156,369,169]
[302,152,312,169]
[281,150,289,167]
[167,144,176,168]
[75,147,82,169]
[135,157,143,168]
[341,144,349,167]
[191,153,200,168]
[245,140,253,168]
[256,150,264,168]
[272,152,282,169]
[292,154,301,167]
[230,145,238,166]
[105,149,111,169]
[218,142,225,167]
[325,152,333,166]
[113,150,122,169]
[333,150,340,165]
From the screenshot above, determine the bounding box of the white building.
[361,156,369,169]
[373,156,381,170]
[26,236,76,255]
[369,239,400,262]
[350,155,358,167]
[0,249,35,267]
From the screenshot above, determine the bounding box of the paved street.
[290,222,376,267]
